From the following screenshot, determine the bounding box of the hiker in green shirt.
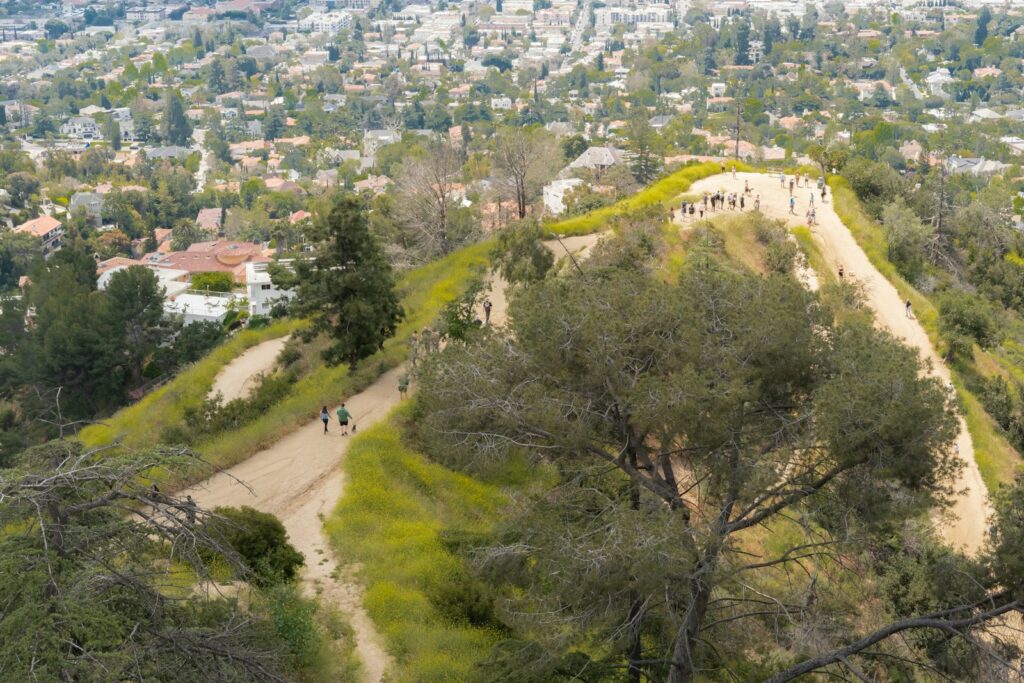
[398,373,410,399]
[336,403,352,436]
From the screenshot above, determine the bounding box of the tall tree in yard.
[627,115,662,184]
[160,90,193,146]
[493,126,558,220]
[104,265,168,387]
[273,195,403,367]
[394,140,468,257]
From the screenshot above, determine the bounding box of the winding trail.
[209,336,289,403]
[684,172,989,555]
[183,232,606,682]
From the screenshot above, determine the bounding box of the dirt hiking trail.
[183,232,606,682]
[686,171,989,555]
[209,336,290,403]
[184,366,405,683]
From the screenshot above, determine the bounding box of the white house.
[165,292,239,326]
[543,178,584,215]
[297,11,352,34]
[708,82,727,98]
[245,261,295,317]
[60,116,99,139]
[924,68,955,98]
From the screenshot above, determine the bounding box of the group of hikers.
[674,185,761,222]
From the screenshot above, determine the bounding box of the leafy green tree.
[171,218,212,251]
[561,133,588,163]
[31,113,56,138]
[263,106,286,141]
[0,231,40,289]
[418,264,968,682]
[209,57,227,94]
[104,265,168,387]
[103,116,122,150]
[272,195,403,367]
[490,219,553,285]
[22,249,123,416]
[0,440,291,681]
[939,289,997,361]
[191,271,234,293]
[735,20,751,65]
[975,7,991,46]
[6,171,39,208]
[882,198,932,283]
[160,90,193,146]
[626,115,663,184]
[204,506,304,585]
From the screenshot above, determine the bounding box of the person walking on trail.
[398,373,410,399]
[780,173,786,188]
[703,193,709,211]
[838,264,844,279]
[720,161,726,174]
[691,204,697,219]
[821,186,827,203]
[809,192,815,208]
[739,195,745,211]
[336,403,352,436]
[905,299,913,319]
[744,179,749,195]
[483,299,492,324]
[731,165,737,180]
[320,406,330,434]
[408,331,420,367]
[421,328,433,355]
[789,178,794,196]
[754,194,760,211]
[789,196,796,215]
[184,495,197,525]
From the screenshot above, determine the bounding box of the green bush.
[190,271,234,292]
[939,290,998,349]
[205,506,304,585]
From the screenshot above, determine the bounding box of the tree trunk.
[627,595,644,683]
[666,567,714,683]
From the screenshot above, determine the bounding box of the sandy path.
[209,337,290,403]
[184,366,406,683]
[685,172,989,556]
[182,233,610,681]
[483,232,607,328]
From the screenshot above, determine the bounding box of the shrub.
[190,271,234,292]
[939,290,997,349]
[205,506,304,585]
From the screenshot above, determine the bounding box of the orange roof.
[16,215,61,237]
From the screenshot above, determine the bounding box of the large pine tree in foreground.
[276,195,403,367]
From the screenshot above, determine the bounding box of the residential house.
[567,146,626,176]
[245,261,295,316]
[60,116,99,139]
[69,191,103,220]
[196,208,224,234]
[543,178,583,215]
[15,215,64,256]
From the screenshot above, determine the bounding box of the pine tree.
[209,58,227,94]
[272,196,403,367]
[735,20,751,65]
[975,7,991,46]
[160,91,193,146]
[104,117,121,151]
